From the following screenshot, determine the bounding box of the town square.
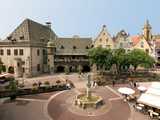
[0,0,160,120]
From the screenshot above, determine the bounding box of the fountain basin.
[75,94,103,109]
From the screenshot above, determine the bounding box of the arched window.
[86,46,89,49]
[73,46,76,49]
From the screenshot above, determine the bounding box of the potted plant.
[32,82,38,91]
[44,81,50,90]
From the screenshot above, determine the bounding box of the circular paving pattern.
[47,87,131,120]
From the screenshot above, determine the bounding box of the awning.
[151,82,160,89]
[146,88,160,96]
[137,93,160,109]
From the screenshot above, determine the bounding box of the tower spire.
[143,19,152,41]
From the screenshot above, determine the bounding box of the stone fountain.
[75,74,103,109]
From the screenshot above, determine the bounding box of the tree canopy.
[128,49,155,70]
[88,48,155,73]
[88,47,112,70]
[112,48,130,73]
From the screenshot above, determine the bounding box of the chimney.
[103,24,106,28]
[45,22,51,28]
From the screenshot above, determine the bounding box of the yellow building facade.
[94,25,114,49]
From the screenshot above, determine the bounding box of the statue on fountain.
[86,74,92,99]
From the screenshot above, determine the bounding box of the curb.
[43,91,67,120]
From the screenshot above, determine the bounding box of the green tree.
[2,65,6,72]
[89,48,155,75]
[128,49,155,71]
[112,48,130,73]
[141,54,155,69]
[88,47,112,73]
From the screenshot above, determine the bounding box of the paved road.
[0,100,47,120]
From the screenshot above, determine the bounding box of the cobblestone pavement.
[0,73,152,120]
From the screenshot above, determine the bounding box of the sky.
[0,0,160,39]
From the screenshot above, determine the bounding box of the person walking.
[112,80,115,87]
[133,82,137,88]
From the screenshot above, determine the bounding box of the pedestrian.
[112,80,115,87]
[94,82,97,87]
[129,81,132,88]
[133,82,137,88]
[93,81,96,88]
[65,79,68,83]
[38,81,42,88]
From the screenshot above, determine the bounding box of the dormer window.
[60,45,64,49]
[73,46,76,49]
[11,39,16,44]
[20,35,24,40]
[7,36,12,40]
[40,37,45,42]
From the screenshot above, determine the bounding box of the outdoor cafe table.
[118,87,135,95]
[118,87,135,101]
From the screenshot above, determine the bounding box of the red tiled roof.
[131,35,141,46]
